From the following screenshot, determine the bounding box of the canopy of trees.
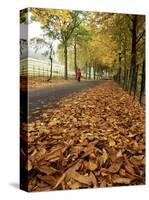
[20,8,145,101]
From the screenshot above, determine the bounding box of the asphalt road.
[26,80,105,121]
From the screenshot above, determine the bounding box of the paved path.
[25,80,105,121]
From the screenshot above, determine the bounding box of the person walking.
[76,68,81,82]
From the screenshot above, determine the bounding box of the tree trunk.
[125,69,129,90]
[123,46,127,89]
[118,67,121,84]
[85,63,88,79]
[123,65,127,90]
[74,37,77,78]
[48,57,53,80]
[64,41,68,80]
[89,64,91,80]
[93,67,96,80]
[139,60,145,104]
[133,64,139,98]
[129,15,137,94]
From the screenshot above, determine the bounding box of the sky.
[20,18,59,62]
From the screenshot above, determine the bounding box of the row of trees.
[29,9,119,80]
[111,14,145,103]
[20,9,145,103]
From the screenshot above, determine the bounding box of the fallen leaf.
[37,165,57,175]
[108,159,123,173]
[109,139,116,147]
[70,172,92,185]
[69,181,81,189]
[124,158,136,176]
[113,176,132,184]
[26,160,32,171]
[99,148,108,166]
[84,160,98,171]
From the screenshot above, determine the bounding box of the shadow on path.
[21,80,105,122]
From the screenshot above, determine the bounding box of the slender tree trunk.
[118,67,121,84]
[123,46,127,89]
[123,65,127,90]
[89,64,91,80]
[140,60,145,104]
[125,69,129,90]
[49,57,53,80]
[85,63,88,79]
[129,15,137,94]
[93,67,96,80]
[47,57,53,81]
[133,64,139,98]
[96,65,99,80]
[99,70,101,80]
[74,37,77,78]
[64,41,68,80]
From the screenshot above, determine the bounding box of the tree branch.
[136,30,145,44]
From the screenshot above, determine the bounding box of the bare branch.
[136,30,145,44]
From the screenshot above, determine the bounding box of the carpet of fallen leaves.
[21,80,145,192]
[20,78,75,90]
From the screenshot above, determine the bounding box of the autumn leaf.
[113,175,132,184]
[108,158,123,173]
[70,172,93,185]
[84,159,98,171]
[109,139,116,147]
[37,165,57,175]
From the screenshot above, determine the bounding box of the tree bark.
[89,64,91,80]
[49,57,53,80]
[129,15,137,94]
[133,64,139,98]
[74,36,77,78]
[64,41,68,80]
[85,63,88,79]
[140,60,145,104]
[93,67,96,80]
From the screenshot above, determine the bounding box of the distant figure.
[76,68,81,82]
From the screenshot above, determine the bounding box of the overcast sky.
[20,19,59,62]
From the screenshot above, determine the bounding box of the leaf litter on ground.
[21,80,145,191]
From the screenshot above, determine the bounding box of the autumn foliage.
[20,81,145,191]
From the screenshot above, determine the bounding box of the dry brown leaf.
[113,176,132,184]
[69,181,82,189]
[26,160,32,171]
[100,179,107,187]
[84,160,98,171]
[53,173,66,189]
[108,159,123,173]
[90,172,98,187]
[109,139,116,147]
[124,156,136,176]
[99,148,108,166]
[45,149,63,162]
[37,174,57,185]
[84,144,95,155]
[116,150,123,158]
[37,165,57,175]
[70,172,92,185]
[54,161,82,189]
[129,155,145,166]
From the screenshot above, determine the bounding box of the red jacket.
[76,70,81,77]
